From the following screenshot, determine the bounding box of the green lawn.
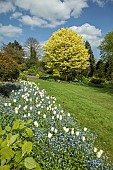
[29,78,113,161]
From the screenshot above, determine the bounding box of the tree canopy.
[98,31,113,61]
[2,40,24,64]
[0,52,19,81]
[98,31,113,80]
[43,28,89,80]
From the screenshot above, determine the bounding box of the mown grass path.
[29,78,113,161]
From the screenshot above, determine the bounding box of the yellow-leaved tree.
[43,28,89,80]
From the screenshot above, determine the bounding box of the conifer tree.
[85,40,95,77]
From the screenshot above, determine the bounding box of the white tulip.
[76,131,79,136]
[43,114,46,119]
[84,127,87,131]
[34,121,38,127]
[51,127,54,131]
[82,136,85,142]
[48,132,53,138]
[94,147,98,153]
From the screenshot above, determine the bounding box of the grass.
[29,78,113,161]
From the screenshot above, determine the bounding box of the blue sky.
[0,0,113,59]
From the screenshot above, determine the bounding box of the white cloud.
[64,0,88,18]
[92,0,106,7]
[19,15,66,28]
[0,1,15,14]
[0,24,22,37]
[70,23,102,47]
[92,0,113,7]
[10,12,22,19]
[14,0,88,28]
[19,15,48,27]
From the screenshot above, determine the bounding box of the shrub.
[39,72,53,80]
[90,77,105,85]
[0,52,19,82]
[0,82,20,97]
[27,66,39,76]
[19,74,28,81]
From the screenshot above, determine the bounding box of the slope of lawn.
[29,78,113,161]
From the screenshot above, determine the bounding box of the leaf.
[24,157,36,169]
[26,128,33,137]
[22,132,27,137]
[0,138,2,145]
[1,140,7,148]
[1,147,14,162]
[27,119,32,124]
[0,126,6,135]
[22,142,32,154]
[12,119,20,130]
[7,133,12,139]
[5,126,11,132]
[15,151,22,163]
[0,125,2,133]
[19,122,26,129]
[1,159,6,166]
[35,163,42,170]
[0,165,10,170]
[8,134,18,146]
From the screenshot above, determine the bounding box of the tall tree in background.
[95,59,105,78]
[98,31,113,80]
[25,37,40,68]
[85,40,95,77]
[43,28,89,80]
[2,40,24,64]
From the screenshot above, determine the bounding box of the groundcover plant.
[0,80,112,170]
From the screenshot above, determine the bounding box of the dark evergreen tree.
[85,40,95,77]
[104,58,113,80]
[95,59,105,78]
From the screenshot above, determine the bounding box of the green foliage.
[27,66,38,76]
[85,40,95,77]
[19,74,28,81]
[2,40,24,64]
[99,31,113,61]
[98,31,113,80]
[43,28,89,80]
[19,63,28,72]
[0,52,20,82]
[25,56,39,69]
[39,72,53,80]
[95,59,105,78]
[89,77,105,85]
[24,157,36,169]
[0,119,41,170]
[0,82,20,97]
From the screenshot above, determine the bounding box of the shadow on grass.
[87,84,113,96]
